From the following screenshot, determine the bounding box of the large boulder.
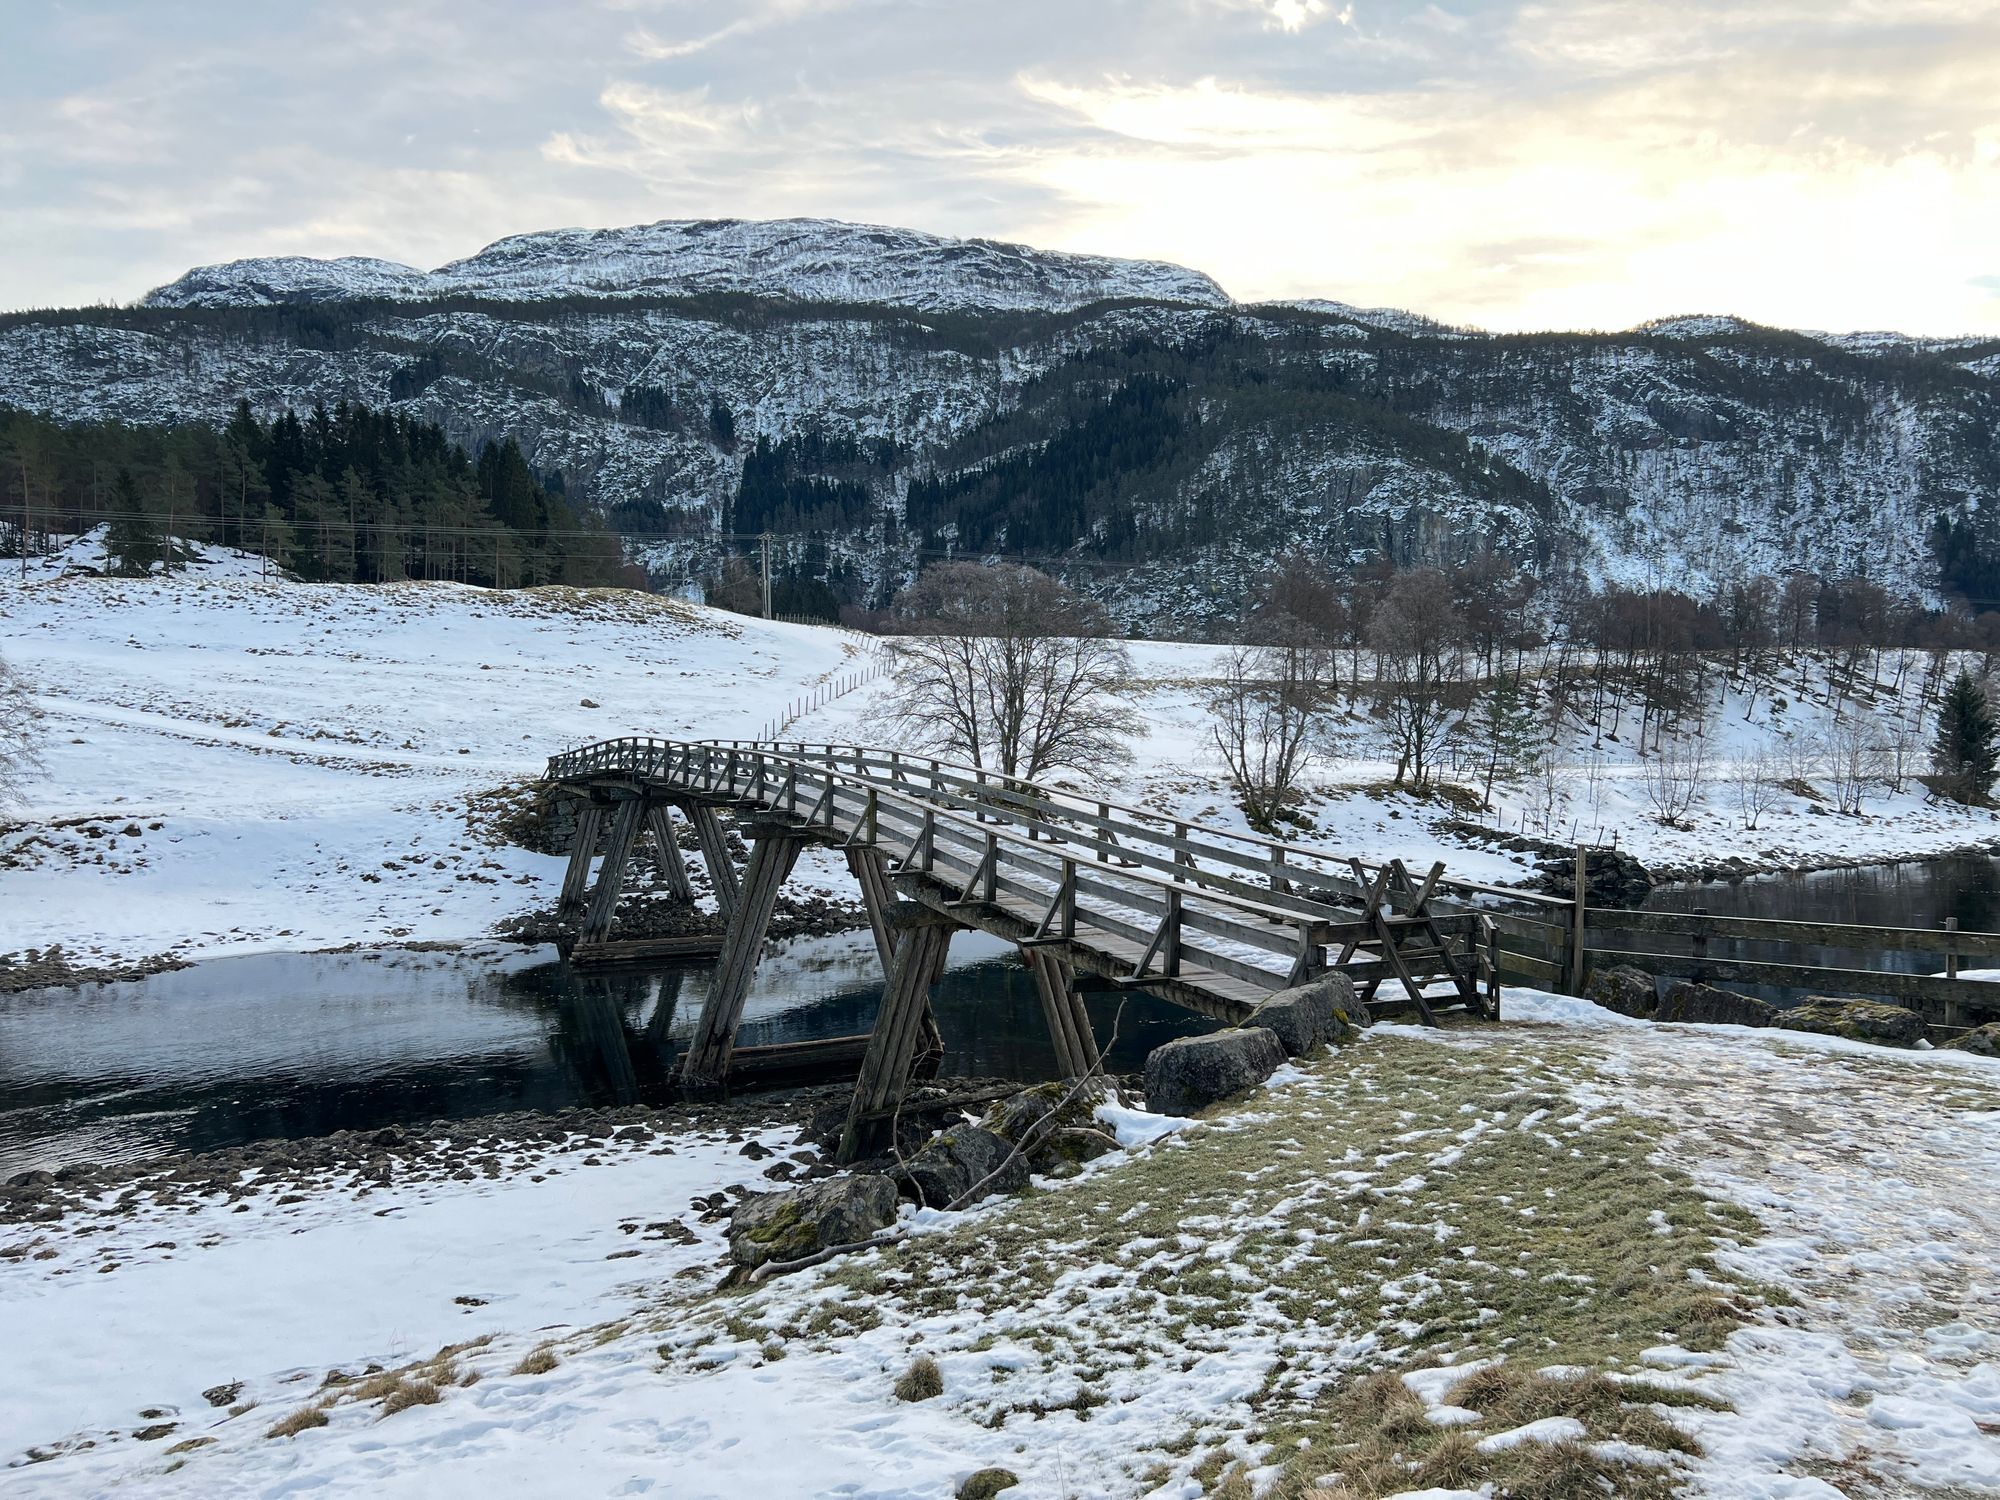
[1252,973,1369,1057]
[893,1125,1027,1208]
[1585,964,1657,1019]
[1776,998,1928,1048]
[728,1173,898,1269]
[1143,1027,1287,1116]
[1945,1021,2000,1057]
[981,1081,1099,1151]
[1654,981,1777,1028]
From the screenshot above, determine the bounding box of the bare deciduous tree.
[1641,711,1715,827]
[879,563,1140,782]
[1824,714,1889,815]
[1369,570,1471,792]
[1209,640,1337,833]
[1730,747,1786,830]
[0,649,43,809]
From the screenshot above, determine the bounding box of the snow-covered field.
[0,558,878,967]
[5,998,1996,1496]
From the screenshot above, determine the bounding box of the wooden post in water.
[1568,843,1588,995]
[1945,916,1963,1027]
[1021,944,1099,1078]
[679,829,804,1085]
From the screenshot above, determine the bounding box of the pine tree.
[104,468,164,576]
[1931,668,1998,804]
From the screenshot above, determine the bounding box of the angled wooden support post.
[846,844,901,974]
[556,800,606,922]
[686,803,740,920]
[679,828,805,1086]
[579,796,646,946]
[645,804,695,903]
[1022,943,1100,1078]
[846,844,945,1075]
[837,906,957,1162]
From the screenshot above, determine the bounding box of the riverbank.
[6,999,1997,1495]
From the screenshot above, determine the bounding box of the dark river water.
[9,855,1996,1175]
[1627,853,2000,990]
[0,932,1211,1174]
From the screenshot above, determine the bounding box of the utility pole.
[761,530,773,619]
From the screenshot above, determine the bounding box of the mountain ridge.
[141,216,1233,316]
[6,215,1998,627]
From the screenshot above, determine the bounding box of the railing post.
[1568,843,1587,995]
[1061,857,1076,939]
[1691,906,1709,976]
[1165,886,1182,977]
[1945,917,1961,980]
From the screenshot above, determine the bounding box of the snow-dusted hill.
[6,216,2000,623]
[141,217,1231,315]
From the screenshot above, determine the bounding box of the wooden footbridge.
[543,738,1501,1159]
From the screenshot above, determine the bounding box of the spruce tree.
[104,468,164,576]
[1932,668,1998,803]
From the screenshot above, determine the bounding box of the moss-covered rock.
[1585,965,1657,1019]
[1654,981,1776,1028]
[957,1469,1019,1500]
[727,1173,898,1269]
[1776,998,1927,1048]
[1944,1021,2000,1056]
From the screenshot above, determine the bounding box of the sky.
[3,0,1998,334]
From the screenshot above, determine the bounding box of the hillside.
[3,216,2000,627]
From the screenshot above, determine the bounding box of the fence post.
[1568,843,1588,995]
[1691,906,1709,979]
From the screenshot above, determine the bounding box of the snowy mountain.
[8,216,2000,625]
[142,218,1230,315]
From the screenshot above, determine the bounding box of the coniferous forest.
[0,399,629,586]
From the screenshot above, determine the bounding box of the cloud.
[3,0,1999,334]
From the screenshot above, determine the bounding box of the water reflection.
[0,933,1211,1173]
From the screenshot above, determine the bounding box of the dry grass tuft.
[264,1404,329,1440]
[893,1354,944,1402]
[378,1379,443,1417]
[512,1346,560,1376]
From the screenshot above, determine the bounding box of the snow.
[1474,1416,1586,1451]
[1095,1100,1194,1149]
[0,1122,797,1476]
[4,986,1998,1494]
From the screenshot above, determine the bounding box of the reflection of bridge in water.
[543,739,1498,1159]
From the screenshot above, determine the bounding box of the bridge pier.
[556,799,607,923]
[645,804,695,902]
[838,903,960,1163]
[685,804,740,920]
[679,826,805,1085]
[579,796,647,947]
[847,845,944,1072]
[1021,945,1100,1077]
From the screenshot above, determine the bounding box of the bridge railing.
[695,738,1567,918]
